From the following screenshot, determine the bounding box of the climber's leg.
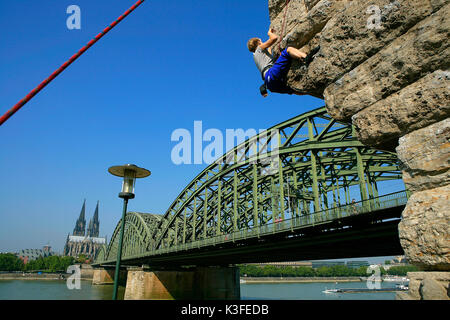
[264,46,320,96]
[286,46,307,60]
[304,46,320,65]
[267,48,292,82]
[264,48,294,94]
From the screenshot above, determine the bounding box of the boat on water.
[395,284,409,291]
[383,275,409,282]
[323,282,341,294]
[322,288,341,294]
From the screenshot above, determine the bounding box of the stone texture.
[275,1,350,56]
[324,3,450,121]
[398,185,450,271]
[396,272,450,300]
[396,119,450,192]
[269,0,309,33]
[124,270,194,300]
[353,70,450,150]
[267,0,450,272]
[124,267,240,300]
[420,278,449,300]
[92,268,126,285]
[286,0,449,96]
[268,0,322,22]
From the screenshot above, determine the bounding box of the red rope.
[278,0,290,53]
[0,0,146,126]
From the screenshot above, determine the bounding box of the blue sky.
[0,0,402,263]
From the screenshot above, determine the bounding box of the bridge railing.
[150,190,408,256]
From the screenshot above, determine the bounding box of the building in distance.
[18,245,56,264]
[63,200,107,261]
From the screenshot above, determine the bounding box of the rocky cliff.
[267,0,449,296]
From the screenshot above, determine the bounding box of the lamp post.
[108,164,151,300]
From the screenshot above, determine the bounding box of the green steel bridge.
[93,106,407,268]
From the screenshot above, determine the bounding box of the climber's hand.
[268,28,277,38]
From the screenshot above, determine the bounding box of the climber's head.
[247,37,261,52]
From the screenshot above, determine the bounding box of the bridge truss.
[95,106,406,266]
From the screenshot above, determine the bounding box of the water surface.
[0,279,397,300]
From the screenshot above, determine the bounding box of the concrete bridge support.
[124,266,240,300]
[92,267,127,286]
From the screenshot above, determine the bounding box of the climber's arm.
[259,28,279,50]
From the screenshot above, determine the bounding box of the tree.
[22,255,76,272]
[0,253,24,271]
[295,266,315,277]
[76,254,87,264]
[315,266,333,277]
[352,266,368,277]
[386,265,418,276]
[60,256,75,271]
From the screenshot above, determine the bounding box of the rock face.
[396,272,450,300]
[396,119,450,193]
[398,184,450,270]
[353,71,450,149]
[267,0,450,278]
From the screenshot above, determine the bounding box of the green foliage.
[386,265,418,276]
[23,255,75,272]
[76,254,87,264]
[239,264,371,277]
[239,263,416,278]
[0,253,24,271]
[385,260,391,265]
[354,266,369,277]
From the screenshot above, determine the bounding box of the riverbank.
[0,274,364,282]
[0,272,68,281]
[241,276,363,283]
[0,264,94,281]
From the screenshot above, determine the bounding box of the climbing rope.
[278,0,291,53]
[0,0,147,126]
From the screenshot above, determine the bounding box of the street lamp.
[108,164,151,300]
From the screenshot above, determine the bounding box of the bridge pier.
[124,266,240,300]
[92,267,127,286]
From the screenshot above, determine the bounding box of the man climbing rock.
[247,28,319,97]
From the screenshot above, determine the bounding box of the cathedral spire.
[93,201,99,223]
[79,199,86,221]
[87,201,100,237]
[73,199,86,236]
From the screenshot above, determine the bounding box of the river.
[0,279,398,300]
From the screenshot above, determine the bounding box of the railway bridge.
[92,106,408,299]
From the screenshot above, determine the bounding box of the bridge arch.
[150,106,402,251]
[94,106,405,265]
[102,212,161,262]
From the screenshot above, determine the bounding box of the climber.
[247,28,319,97]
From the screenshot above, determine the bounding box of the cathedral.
[63,200,107,260]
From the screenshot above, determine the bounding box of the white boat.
[322,288,341,294]
[384,276,409,282]
[395,284,409,291]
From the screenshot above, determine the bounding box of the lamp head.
[108,164,151,199]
